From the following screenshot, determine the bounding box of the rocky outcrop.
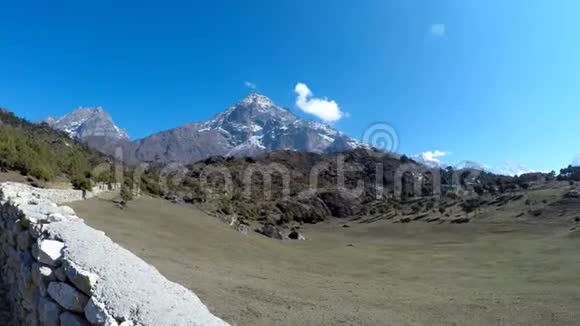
[0,182,228,326]
[318,191,357,218]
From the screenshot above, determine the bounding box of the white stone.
[47,213,66,223]
[119,322,134,326]
[47,282,89,313]
[85,297,118,326]
[59,206,77,217]
[36,240,65,266]
[32,263,55,287]
[64,261,98,296]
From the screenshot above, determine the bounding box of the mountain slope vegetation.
[0,109,109,188]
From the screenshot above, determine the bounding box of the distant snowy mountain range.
[406,146,575,176]
[412,154,537,177]
[490,162,537,177]
[44,93,366,163]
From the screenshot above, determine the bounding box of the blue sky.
[1,0,579,172]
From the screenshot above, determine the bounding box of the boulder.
[64,261,98,296]
[257,224,283,240]
[236,223,250,236]
[182,193,194,204]
[318,191,356,218]
[276,196,331,224]
[288,230,305,241]
[47,282,89,313]
[85,297,118,326]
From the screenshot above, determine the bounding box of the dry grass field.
[70,191,580,326]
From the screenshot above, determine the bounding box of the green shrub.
[71,176,92,191]
[120,184,134,202]
[0,109,107,185]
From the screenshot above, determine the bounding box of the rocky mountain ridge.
[47,93,366,164]
[44,107,129,140]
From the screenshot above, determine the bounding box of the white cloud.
[294,83,344,123]
[429,23,446,38]
[414,150,450,167]
[244,81,257,90]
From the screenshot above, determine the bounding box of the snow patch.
[318,133,335,143]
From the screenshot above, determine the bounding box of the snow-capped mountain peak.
[193,93,362,155]
[239,92,276,109]
[214,93,297,124]
[451,160,536,176]
[44,107,129,140]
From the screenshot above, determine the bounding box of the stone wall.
[0,182,116,205]
[0,182,229,326]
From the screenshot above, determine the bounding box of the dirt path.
[70,197,580,326]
